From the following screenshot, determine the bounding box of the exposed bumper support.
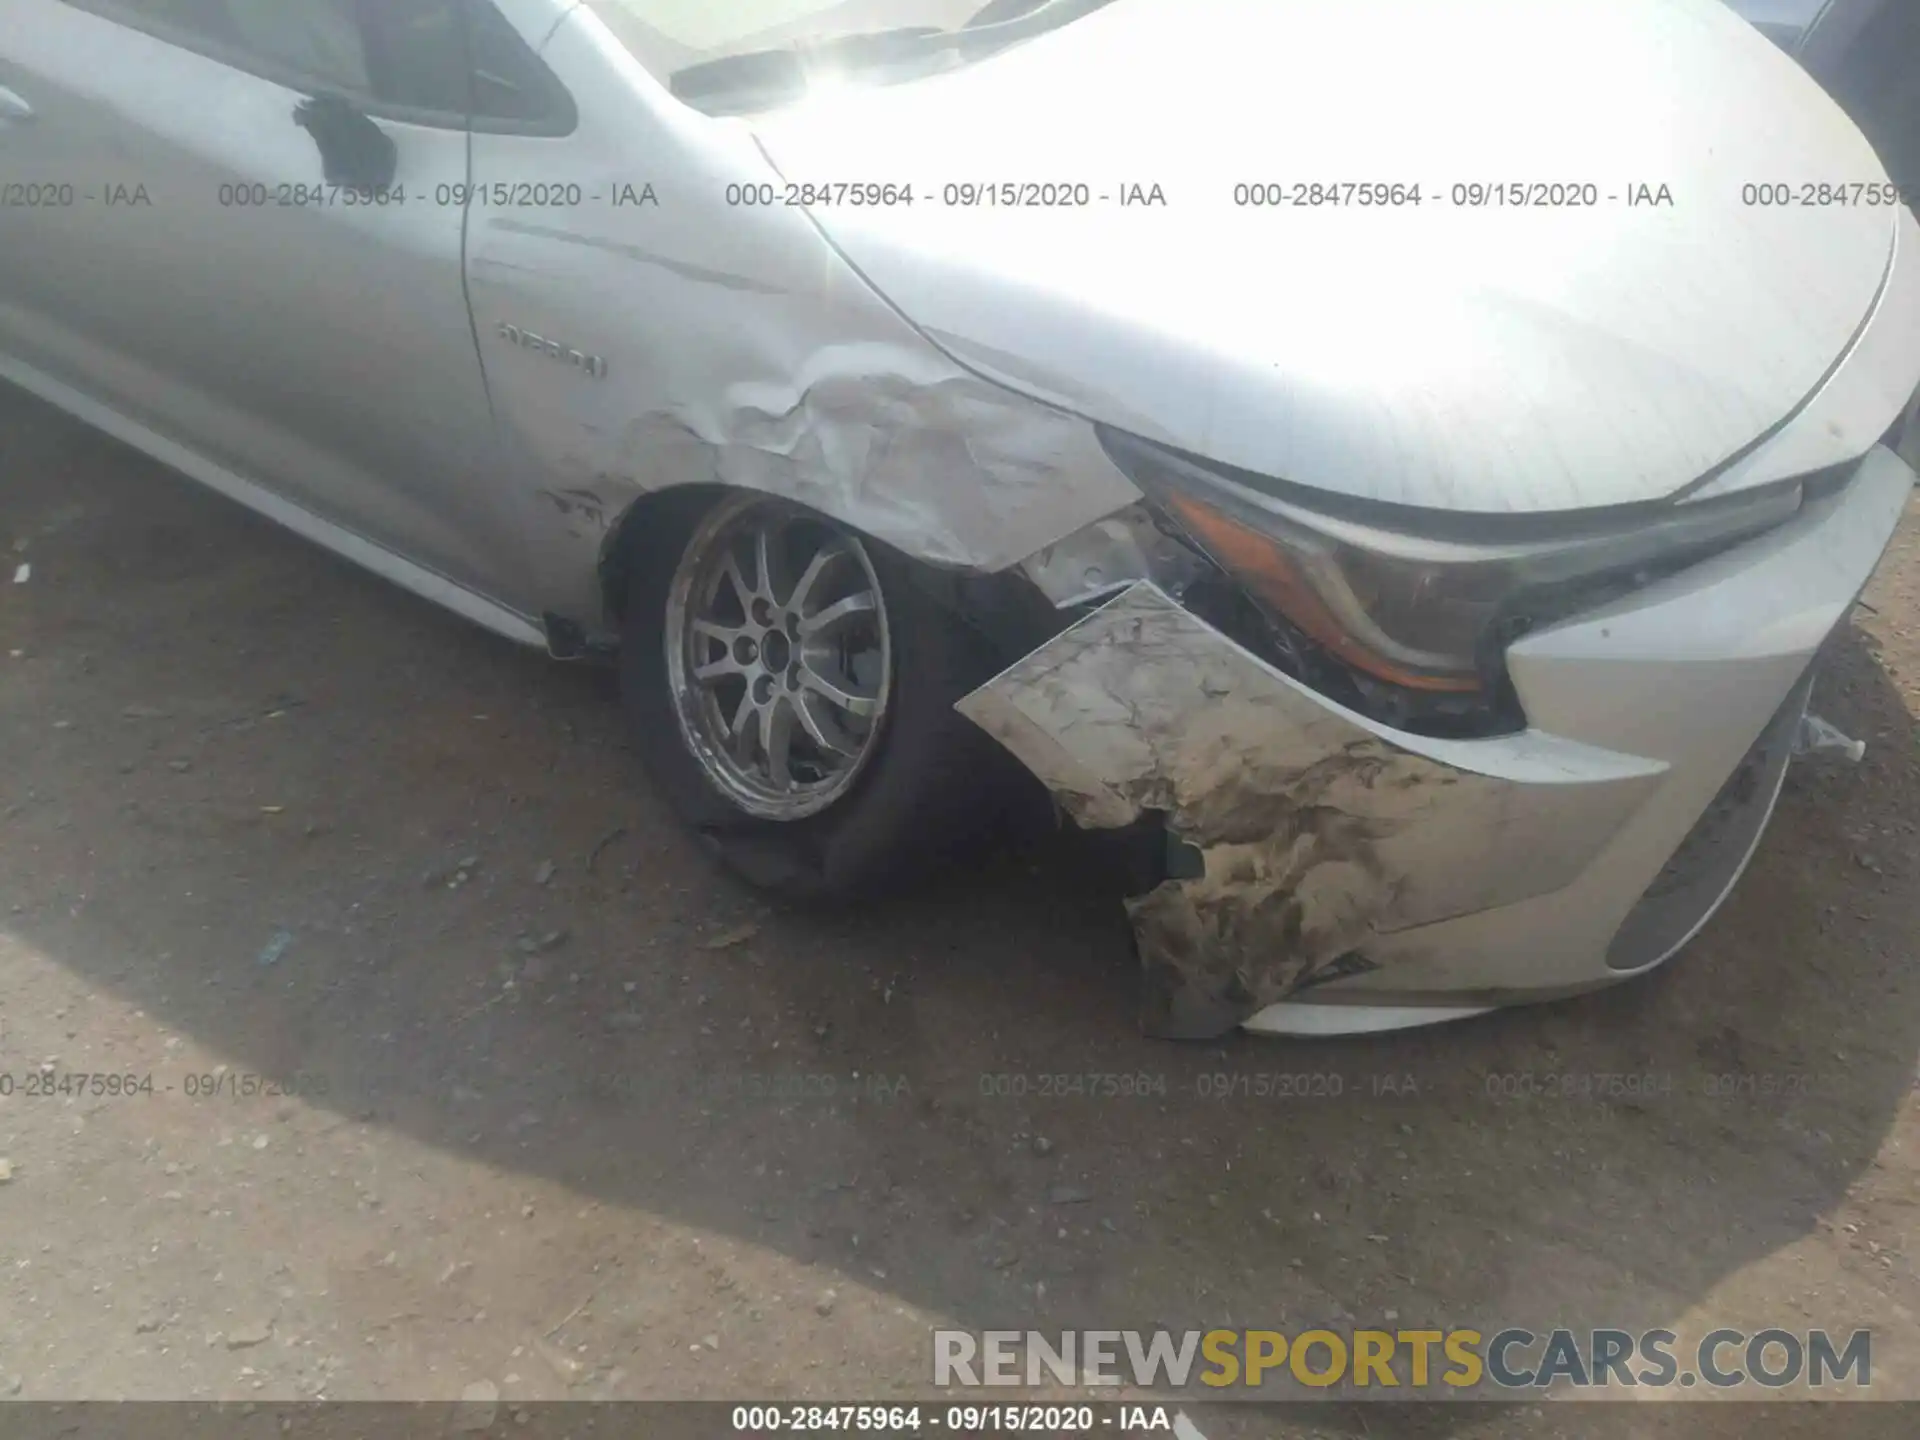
[959,448,1916,1038]
[958,584,1665,1037]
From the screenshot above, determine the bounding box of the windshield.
[584,0,1092,109]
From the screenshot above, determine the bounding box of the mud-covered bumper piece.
[958,447,1916,1038]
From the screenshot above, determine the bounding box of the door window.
[60,0,573,130]
[220,0,371,93]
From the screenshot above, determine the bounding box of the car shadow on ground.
[3,382,1919,1428]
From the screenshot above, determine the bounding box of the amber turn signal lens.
[1158,490,1484,694]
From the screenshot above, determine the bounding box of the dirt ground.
[4,378,1920,1438]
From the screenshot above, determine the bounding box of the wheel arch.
[594,482,1065,667]
[596,483,726,634]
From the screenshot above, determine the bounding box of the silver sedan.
[3,0,1917,1037]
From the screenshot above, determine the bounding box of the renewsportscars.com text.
[934,1326,1871,1392]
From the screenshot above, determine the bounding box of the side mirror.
[293,94,398,191]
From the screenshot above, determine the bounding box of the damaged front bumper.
[958,446,1916,1039]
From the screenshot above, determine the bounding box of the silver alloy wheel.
[664,495,893,821]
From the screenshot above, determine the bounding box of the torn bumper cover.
[958,447,1916,1039]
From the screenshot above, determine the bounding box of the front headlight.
[1098,427,1806,699]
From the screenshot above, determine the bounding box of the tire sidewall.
[620,490,1009,901]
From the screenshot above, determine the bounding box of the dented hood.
[753,0,1901,513]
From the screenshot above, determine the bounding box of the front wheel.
[621,491,1016,902]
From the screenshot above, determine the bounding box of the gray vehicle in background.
[1729,0,1920,193]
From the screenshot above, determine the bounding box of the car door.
[0,0,570,615]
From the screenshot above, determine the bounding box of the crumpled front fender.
[955,584,1667,1038]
